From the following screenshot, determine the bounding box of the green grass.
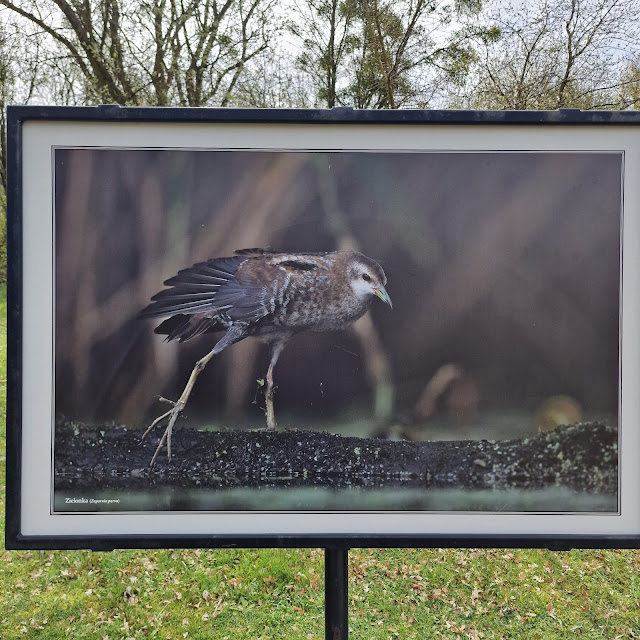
[1,284,640,638]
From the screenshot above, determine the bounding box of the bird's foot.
[141,397,184,469]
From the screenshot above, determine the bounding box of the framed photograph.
[5,106,639,549]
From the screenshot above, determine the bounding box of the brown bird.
[141,248,392,467]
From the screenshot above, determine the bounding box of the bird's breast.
[268,277,370,332]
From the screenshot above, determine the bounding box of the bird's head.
[347,253,392,308]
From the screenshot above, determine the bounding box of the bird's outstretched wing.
[140,254,273,341]
[140,256,246,318]
[140,249,337,342]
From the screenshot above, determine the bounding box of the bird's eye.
[362,273,371,282]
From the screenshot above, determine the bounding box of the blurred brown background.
[54,148,621,439]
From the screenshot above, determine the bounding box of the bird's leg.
[142,325,246,468]
[142,351,215,467]
[265,340,287,431]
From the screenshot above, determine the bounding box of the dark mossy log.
[54,421,616,495]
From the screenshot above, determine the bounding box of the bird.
[140,248,392,467]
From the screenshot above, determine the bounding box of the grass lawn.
[1,283,639,639]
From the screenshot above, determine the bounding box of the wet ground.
[53,421,617,512]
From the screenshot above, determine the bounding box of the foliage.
[619,59,640,109]
[291,0,492,108]
[0,24,9,285]
[0,189,5,284]
[0,23,5,283]
[1,283,5,435]
[0,0,637,114]
[291,0,360,107]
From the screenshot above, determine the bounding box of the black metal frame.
[6,104,640,552]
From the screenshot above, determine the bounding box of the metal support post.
[325,547,349,640]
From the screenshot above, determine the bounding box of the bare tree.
[0,15,59,197]
[227,51,313,107]
[0,0,280,107]
[457,0,640,110]
[0,18,38,280]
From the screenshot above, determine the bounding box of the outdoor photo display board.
[5,106,640,550]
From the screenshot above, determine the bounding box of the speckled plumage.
[141,248,389,341]
[140,247,391,466]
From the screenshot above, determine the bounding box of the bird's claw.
[141,398,183,469]
[140,405,174,443]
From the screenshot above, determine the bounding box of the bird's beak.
[374,286,392,308]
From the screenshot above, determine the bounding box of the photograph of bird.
[140,248,392,467]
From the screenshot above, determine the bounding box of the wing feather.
[140,253,272,328]
[140,256,246,319]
